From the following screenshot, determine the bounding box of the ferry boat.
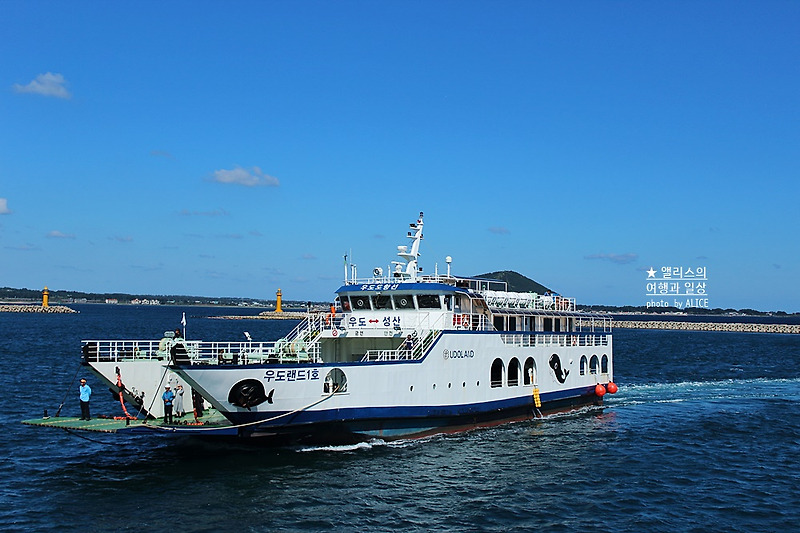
[169,212,616,444]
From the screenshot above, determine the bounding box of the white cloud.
[489,226,510,235]
[5,243,38,251]
[584,253,638,264]
[0,198,11,214]
[47,230,75,239]
[13,72,72,99]
[178,208,229,217]
[212,166,279,187]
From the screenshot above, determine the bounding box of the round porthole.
[432,383,436,390]
[410,385,414,392]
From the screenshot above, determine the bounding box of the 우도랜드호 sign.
[264,368,320,383]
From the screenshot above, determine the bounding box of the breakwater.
[0,305,78,314]
[609,320,799,334]
[214,311,306,320]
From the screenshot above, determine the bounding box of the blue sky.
[1,1,798,311]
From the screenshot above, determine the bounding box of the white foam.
[297,438,387,453]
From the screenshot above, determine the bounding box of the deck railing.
[81,336,323,365]
[362,329,441,362]
[498,333,610,348]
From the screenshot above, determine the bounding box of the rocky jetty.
[214,311,306,320]
[0,304,78,314]
[588,319,799,334]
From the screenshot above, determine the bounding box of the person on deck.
[162,385,175,424]
[79,378,92,420]
[404,335,415,355]
[192,389,204,420]
[174,384,185,418]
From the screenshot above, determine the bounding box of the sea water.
[1,305,798,532]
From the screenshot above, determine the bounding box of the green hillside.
[474,271,552,294]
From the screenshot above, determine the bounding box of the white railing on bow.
[81,336,323,365]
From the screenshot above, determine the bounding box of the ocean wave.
[297,438,387,453]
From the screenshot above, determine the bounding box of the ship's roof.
[336,281,470,295]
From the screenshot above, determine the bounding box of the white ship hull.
[176,330,613,443]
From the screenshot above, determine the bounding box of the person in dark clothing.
[192,389,204,420]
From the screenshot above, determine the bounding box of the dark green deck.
[22,409,236,436]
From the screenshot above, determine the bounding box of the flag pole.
[181,312,187,339]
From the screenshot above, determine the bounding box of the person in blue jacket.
[79,378,92,420]
[162,385,175,424]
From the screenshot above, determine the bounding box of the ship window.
[508,317,517,331]
[340,297,351,312]
[580,355,588,376]
[394,294,415,309]
[417,294,441,309]
[493,316,505,331]
[491,358,505,388]
[523,357,536,385]
[352,296,370,310]
[508,357,521,387]
[601,354,609,373]
[444,295,453,310]
[589,355,599,375]
[323,368,348,393]
[372,294,392,309]
[543,318,553,332]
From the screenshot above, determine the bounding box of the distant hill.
[474,271,552,294]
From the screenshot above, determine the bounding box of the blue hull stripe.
[226,385,597,428]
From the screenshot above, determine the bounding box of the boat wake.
[296,439,388,453]
[607,376,800,409]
